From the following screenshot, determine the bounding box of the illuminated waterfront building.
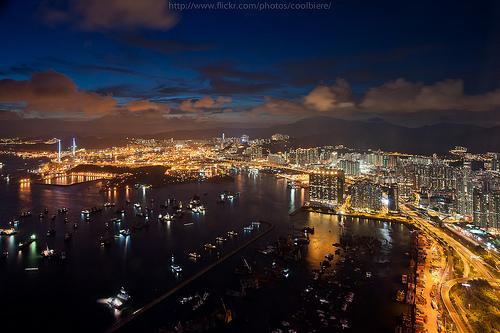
[350,180,382,212]
[309,169,344,208]
[387,184,399,212]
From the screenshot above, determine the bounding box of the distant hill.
[158,116,500,154]
[2,114,499,154]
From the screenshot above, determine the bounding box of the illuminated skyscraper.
[309,169,344,208]
[387,184,399,212]
[350,180,382,212]
[72,137,77,157]
[57,139,61,162]
[456,162,473,216]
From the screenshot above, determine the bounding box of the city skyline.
[1,1,499,333]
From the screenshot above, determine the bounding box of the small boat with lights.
[105,287,131,310]
[204,243,216,250]
[189,252,201,260]
[119,229,131,237]
[171,264,183,274]
[41,245,55,258]
[18,234,37,250]
[215,236,227,243]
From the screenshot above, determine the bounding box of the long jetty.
[107,220,274,333]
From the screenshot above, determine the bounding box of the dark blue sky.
[0,0,499,131]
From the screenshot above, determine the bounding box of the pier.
[107,221,275,333]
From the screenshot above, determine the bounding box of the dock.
[107,220,275,333]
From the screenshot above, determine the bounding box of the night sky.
[0,0,499,135]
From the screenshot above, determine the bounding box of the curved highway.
[400,203,499,333]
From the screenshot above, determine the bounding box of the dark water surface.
[0,158,410,332]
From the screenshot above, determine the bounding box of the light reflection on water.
[0,172,410,333]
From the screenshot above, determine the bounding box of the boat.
[103,202,115,208]
[57,207,68,214]
[215,236,227,243]
[133,203,141,209]
[20,211,32,218]
[106,297,124,310]
[41,245,55,258]
[204,243,216,250]
[104,287,131,310]
[18,234,37,250]
[100,236,113,247]
[184,222,194,226]
[117,287,131,301]
[159,213,173,222]
[227,231,238,237]
[251,221,261,228]
[171,264,183,274]
[396,289,405,302]
[303,226,315,234]
[0,228,17,236]
[366,271,372,278]
[189,252,201,260]
[243,225,253,232]
[119,229,131,237]
[293,237,310,245]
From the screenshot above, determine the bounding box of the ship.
[0,228,17,236]
[171,264,183,274]
[105,287,131,310]
[41,245,55,258]
[396,289,405,302]
[18,234,37,250]
[215,236,227,243]
[117,287,131,302]
[119,229,131,237]
[204,243,216,250]
[189,252,201,260]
